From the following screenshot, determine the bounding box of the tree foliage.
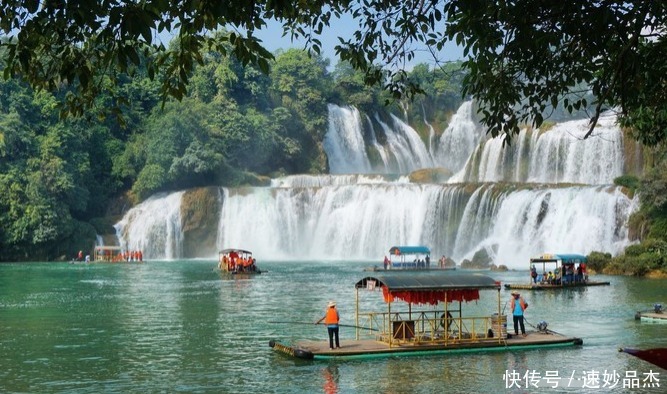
[2,1,665,145]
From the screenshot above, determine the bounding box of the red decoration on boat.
[383,287,480,305]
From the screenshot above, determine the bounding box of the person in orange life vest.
[316,301,340,349]
[510,291,529,337]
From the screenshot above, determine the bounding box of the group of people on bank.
[531,262,587,285]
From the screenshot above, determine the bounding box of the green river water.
[0,260,665,393]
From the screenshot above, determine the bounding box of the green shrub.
[587,251,612,272]
[614,175,640,191]
[624,244,646,257]
[647,218,667,241]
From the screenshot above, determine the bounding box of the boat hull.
[270,332,582,361]
[504,281,610,290]
[635,312,667,323]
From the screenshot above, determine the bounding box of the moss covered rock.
[180,187,221,258]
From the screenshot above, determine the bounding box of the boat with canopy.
[269,273,582,360]
[504,253,610,290]
[365,246,455,271]
[91,246,144,263]
[218,248,262,275]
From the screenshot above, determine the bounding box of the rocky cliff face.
[180,187,221,258]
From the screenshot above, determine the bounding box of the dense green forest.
[0,45,466,261]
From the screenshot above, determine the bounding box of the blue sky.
[157,17,464,70]
[252,18,464,70]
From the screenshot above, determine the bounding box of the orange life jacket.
[324,307,339,325]
[510,297,528,312]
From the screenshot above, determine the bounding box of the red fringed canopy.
[355,274,499,305]
[382,286,480,305]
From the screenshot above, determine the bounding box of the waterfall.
[370,113,434,173]
[450,112,624,184]
[115,101,640,266]
[434,101,486,173]
[115,192,184,260]
[325,104,435,174]
[208,181,635,265]
[323,105,372,174]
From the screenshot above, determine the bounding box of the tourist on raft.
[316,301,341,350]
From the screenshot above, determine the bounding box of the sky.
[156,15,465,70]
[251,17,465,70]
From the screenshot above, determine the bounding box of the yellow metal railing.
[356,311,502,346]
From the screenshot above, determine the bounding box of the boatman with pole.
[510,291,529,337]
[316,301,340,349]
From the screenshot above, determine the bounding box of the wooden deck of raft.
[282,330,582,360]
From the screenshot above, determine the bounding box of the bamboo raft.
[270,273,582,361]
[635,304,666,323]
[505,253,610,290]
[504,281,610,290]
[270,331,582,360]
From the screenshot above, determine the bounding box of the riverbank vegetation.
[589,160,667,277]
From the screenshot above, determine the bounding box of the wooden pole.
[497,286,502,343]
[355,287,360,340]
[445,291,448,346]
[388,300,392,348]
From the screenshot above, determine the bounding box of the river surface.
[0,260,665,393]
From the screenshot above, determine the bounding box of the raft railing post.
[497,285,501,344]
[458,301,462,341]
[388,301,392,348]
[444,292,448,346]
[355,287,359,341]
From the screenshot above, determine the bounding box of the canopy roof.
[219,248,253,255]
[355,273,500,305]
[388,246,431,255]
[531,253,587,265]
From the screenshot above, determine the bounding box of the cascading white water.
[115,192,184,260]
[450,112,625,184]
[452,185,637,265]
[323,104,372,174]
[372,114,434,173]
[326,103,438,174]
[434,101,486,174]
[211,181,636,265]
[115,101,640,266]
